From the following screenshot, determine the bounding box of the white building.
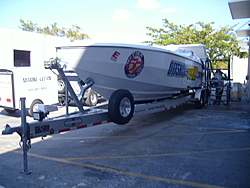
[0,27,70,68]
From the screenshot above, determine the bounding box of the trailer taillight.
[0,97,1,101]
[6,99,11,102]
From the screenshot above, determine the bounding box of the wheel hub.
[119,97,131,117]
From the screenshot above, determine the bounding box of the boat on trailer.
[2,44,208,173]
[56,43,204,102]
[56,43,204,124]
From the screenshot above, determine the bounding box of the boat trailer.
[2,65,205,174]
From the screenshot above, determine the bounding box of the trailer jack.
[2,98,32,174]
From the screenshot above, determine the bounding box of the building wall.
[232,56,248,84]
[0,27,70,68]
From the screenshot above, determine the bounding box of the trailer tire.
[85,89,98,106]
[195,90,205,109]
[58,79,65,94]
[108,89,134,125]
[28,99,43,117]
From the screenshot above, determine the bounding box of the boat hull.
[57,44,203,101]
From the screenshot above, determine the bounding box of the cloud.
[112,9,133,21]
[162,7,184,13]
[135,0,162,9]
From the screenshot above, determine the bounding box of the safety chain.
[17,124,31,151]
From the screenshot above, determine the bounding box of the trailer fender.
[194,89,205,109]
[194,88,203,100]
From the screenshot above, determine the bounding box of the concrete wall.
[0,27,70,68]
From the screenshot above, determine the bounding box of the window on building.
[14,50,31,67]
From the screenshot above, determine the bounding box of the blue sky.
[0,0,249,44]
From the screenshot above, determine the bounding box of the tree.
[144,19,248,60]
[19,19,90,42]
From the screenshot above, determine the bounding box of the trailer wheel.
[85,89,98,106]
[108,89,134,124]
[195,90,205,109]
[58,79,65,94]
[28,99,43,117]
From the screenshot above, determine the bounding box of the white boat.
[57,43,203,102]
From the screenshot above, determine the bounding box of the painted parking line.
[63,147,250,160]
[0,147,225,188]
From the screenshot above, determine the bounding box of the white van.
[0,67,58,116]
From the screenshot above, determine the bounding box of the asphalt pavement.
[0,100,249,188]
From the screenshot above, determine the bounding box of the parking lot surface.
[0,101,250,188]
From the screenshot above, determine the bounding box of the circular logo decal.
[124,51,144,78]
[64,118,82,127]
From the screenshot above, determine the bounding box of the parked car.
[57,70,99,106]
